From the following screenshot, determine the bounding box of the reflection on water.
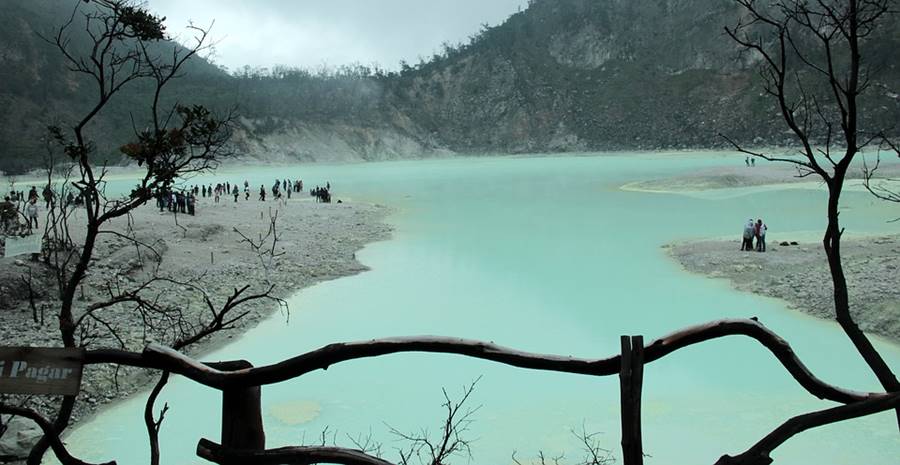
[57,153,899,465]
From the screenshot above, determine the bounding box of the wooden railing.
[6,318,900,465]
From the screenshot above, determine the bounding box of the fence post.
[218,360,265,462]
[620,335,645,465]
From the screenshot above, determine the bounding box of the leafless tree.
[233,206,286,285]
[346,428,385,460]
[512,424,614,465]
[389,378,481,465]
[721,0,899,430]
[0,1,285,463]
[862,139,900,204]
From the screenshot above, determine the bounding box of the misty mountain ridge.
[2,0,899,174]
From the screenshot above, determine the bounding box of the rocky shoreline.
[667,236,900,343]
[0,196,391,459]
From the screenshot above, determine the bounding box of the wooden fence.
[5,318,899,465]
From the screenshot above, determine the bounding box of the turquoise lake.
[55,153,900,465]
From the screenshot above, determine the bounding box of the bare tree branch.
[388,378,480,465]
[143,371,170,465]
[197,438,396,465]
[716,391,900,465]
[0,404,115,465]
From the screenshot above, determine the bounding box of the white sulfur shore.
[644,163,900,343]
[629,158,900,343]
[667,236,900,343]
[0,195,391,456]
[622,161,900,193]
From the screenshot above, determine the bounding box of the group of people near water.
[1,185,82,234]
[741,218,768,252]
[2,175,335,237]
[311,183,332,203]
[201,178,306,203]
[0,193,34,233]
[201,178,310,203]
[154,188,198,215]
[151,177,333,216]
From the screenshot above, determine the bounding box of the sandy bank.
[0,195,391,456]
[624,161,900,193]
[667,236,900,343]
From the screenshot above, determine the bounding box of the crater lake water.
[53,153,899,465]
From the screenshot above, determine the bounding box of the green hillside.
[2,0,898,173]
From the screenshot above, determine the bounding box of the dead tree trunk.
[619,335,644,465]
[218,360,265,463]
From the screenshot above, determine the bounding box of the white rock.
[0,416,43,458]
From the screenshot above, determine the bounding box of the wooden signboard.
[3,234,42,258]
[0,347,85,396]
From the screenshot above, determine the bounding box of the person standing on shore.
[187,193,196,215]
[259,185,266,201]
[25,198,39,229]
[0,196,16,232]
[42,184,54,209]
[755,219,767,252]
[741,219,755,251]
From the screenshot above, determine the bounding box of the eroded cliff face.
[385,0,899,154]
[231,116,453,164]
[383,0,779,153]
[548,24,617,71]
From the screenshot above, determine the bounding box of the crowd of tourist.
[2,176,334,236]
[2,185,63,234]
[154,188,198,215]
[2,183,92,235]
[152,177,331,215]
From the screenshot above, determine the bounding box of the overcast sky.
[146,0,528,72]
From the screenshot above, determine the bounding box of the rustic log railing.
[619,335,644,465]
[7,318,898,465]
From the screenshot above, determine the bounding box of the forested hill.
[0,0,230,174]
[2,0,900,174]
[388,0,900,154]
